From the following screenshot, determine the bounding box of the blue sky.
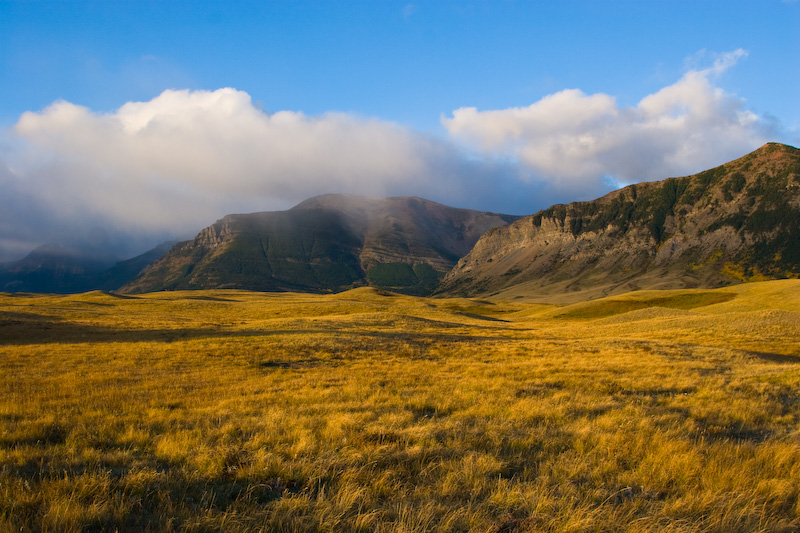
[3,1,798,131]
[0,1,798,261]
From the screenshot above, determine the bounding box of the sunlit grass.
[1,280,799,531]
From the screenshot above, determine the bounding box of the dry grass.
[1,280,799,532]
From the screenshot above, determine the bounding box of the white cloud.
[443,49,779,196]
[403,3,417,18]
[10,89,456,232]
[14,88,441,207]
[1,88,529,261]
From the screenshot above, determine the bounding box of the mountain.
[91,241,176,291]
[0,242,174,294]
[120,195,519,295]
[0,244,111,293]
[437,143,800,300]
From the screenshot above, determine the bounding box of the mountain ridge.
[437,143,800,300]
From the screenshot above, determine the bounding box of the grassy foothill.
[1,280,799,532]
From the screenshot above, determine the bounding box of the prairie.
[1,280,799,532]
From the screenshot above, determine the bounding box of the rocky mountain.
[0,242,174,294]
[437,143,800,299]
[121,195,519,295]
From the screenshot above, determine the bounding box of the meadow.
[1,280,799,532]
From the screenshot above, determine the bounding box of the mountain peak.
[290,193,462,214]
[291,193,383,210]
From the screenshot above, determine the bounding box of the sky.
[0,0,798,263]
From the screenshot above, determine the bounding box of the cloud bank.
[13,88,455,227]
[443,49,779,193]
[0,50,783,262]
[3,88,526,261]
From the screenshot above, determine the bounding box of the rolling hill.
[121,195,519,295]
[437,143,800,299]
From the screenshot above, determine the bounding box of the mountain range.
[0,242,174,294]
[2,143,797,298]
[437,143,800,300]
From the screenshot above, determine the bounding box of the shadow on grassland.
[744,350,800,364]
[0,310,512,346]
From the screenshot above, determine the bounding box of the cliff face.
[438,143,800,298]
[121,195,519,295]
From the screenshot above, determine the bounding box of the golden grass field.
[1,280,800,532]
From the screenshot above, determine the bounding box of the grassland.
[1,280,799,532]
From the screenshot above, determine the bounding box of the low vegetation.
[366,263,443,295]
[1,280,799,531]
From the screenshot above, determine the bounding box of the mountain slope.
[0,245,111,293]
[121,195,519,294]
[0,242,175,294]
[92,241,177,291]
[438,143,800,299]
